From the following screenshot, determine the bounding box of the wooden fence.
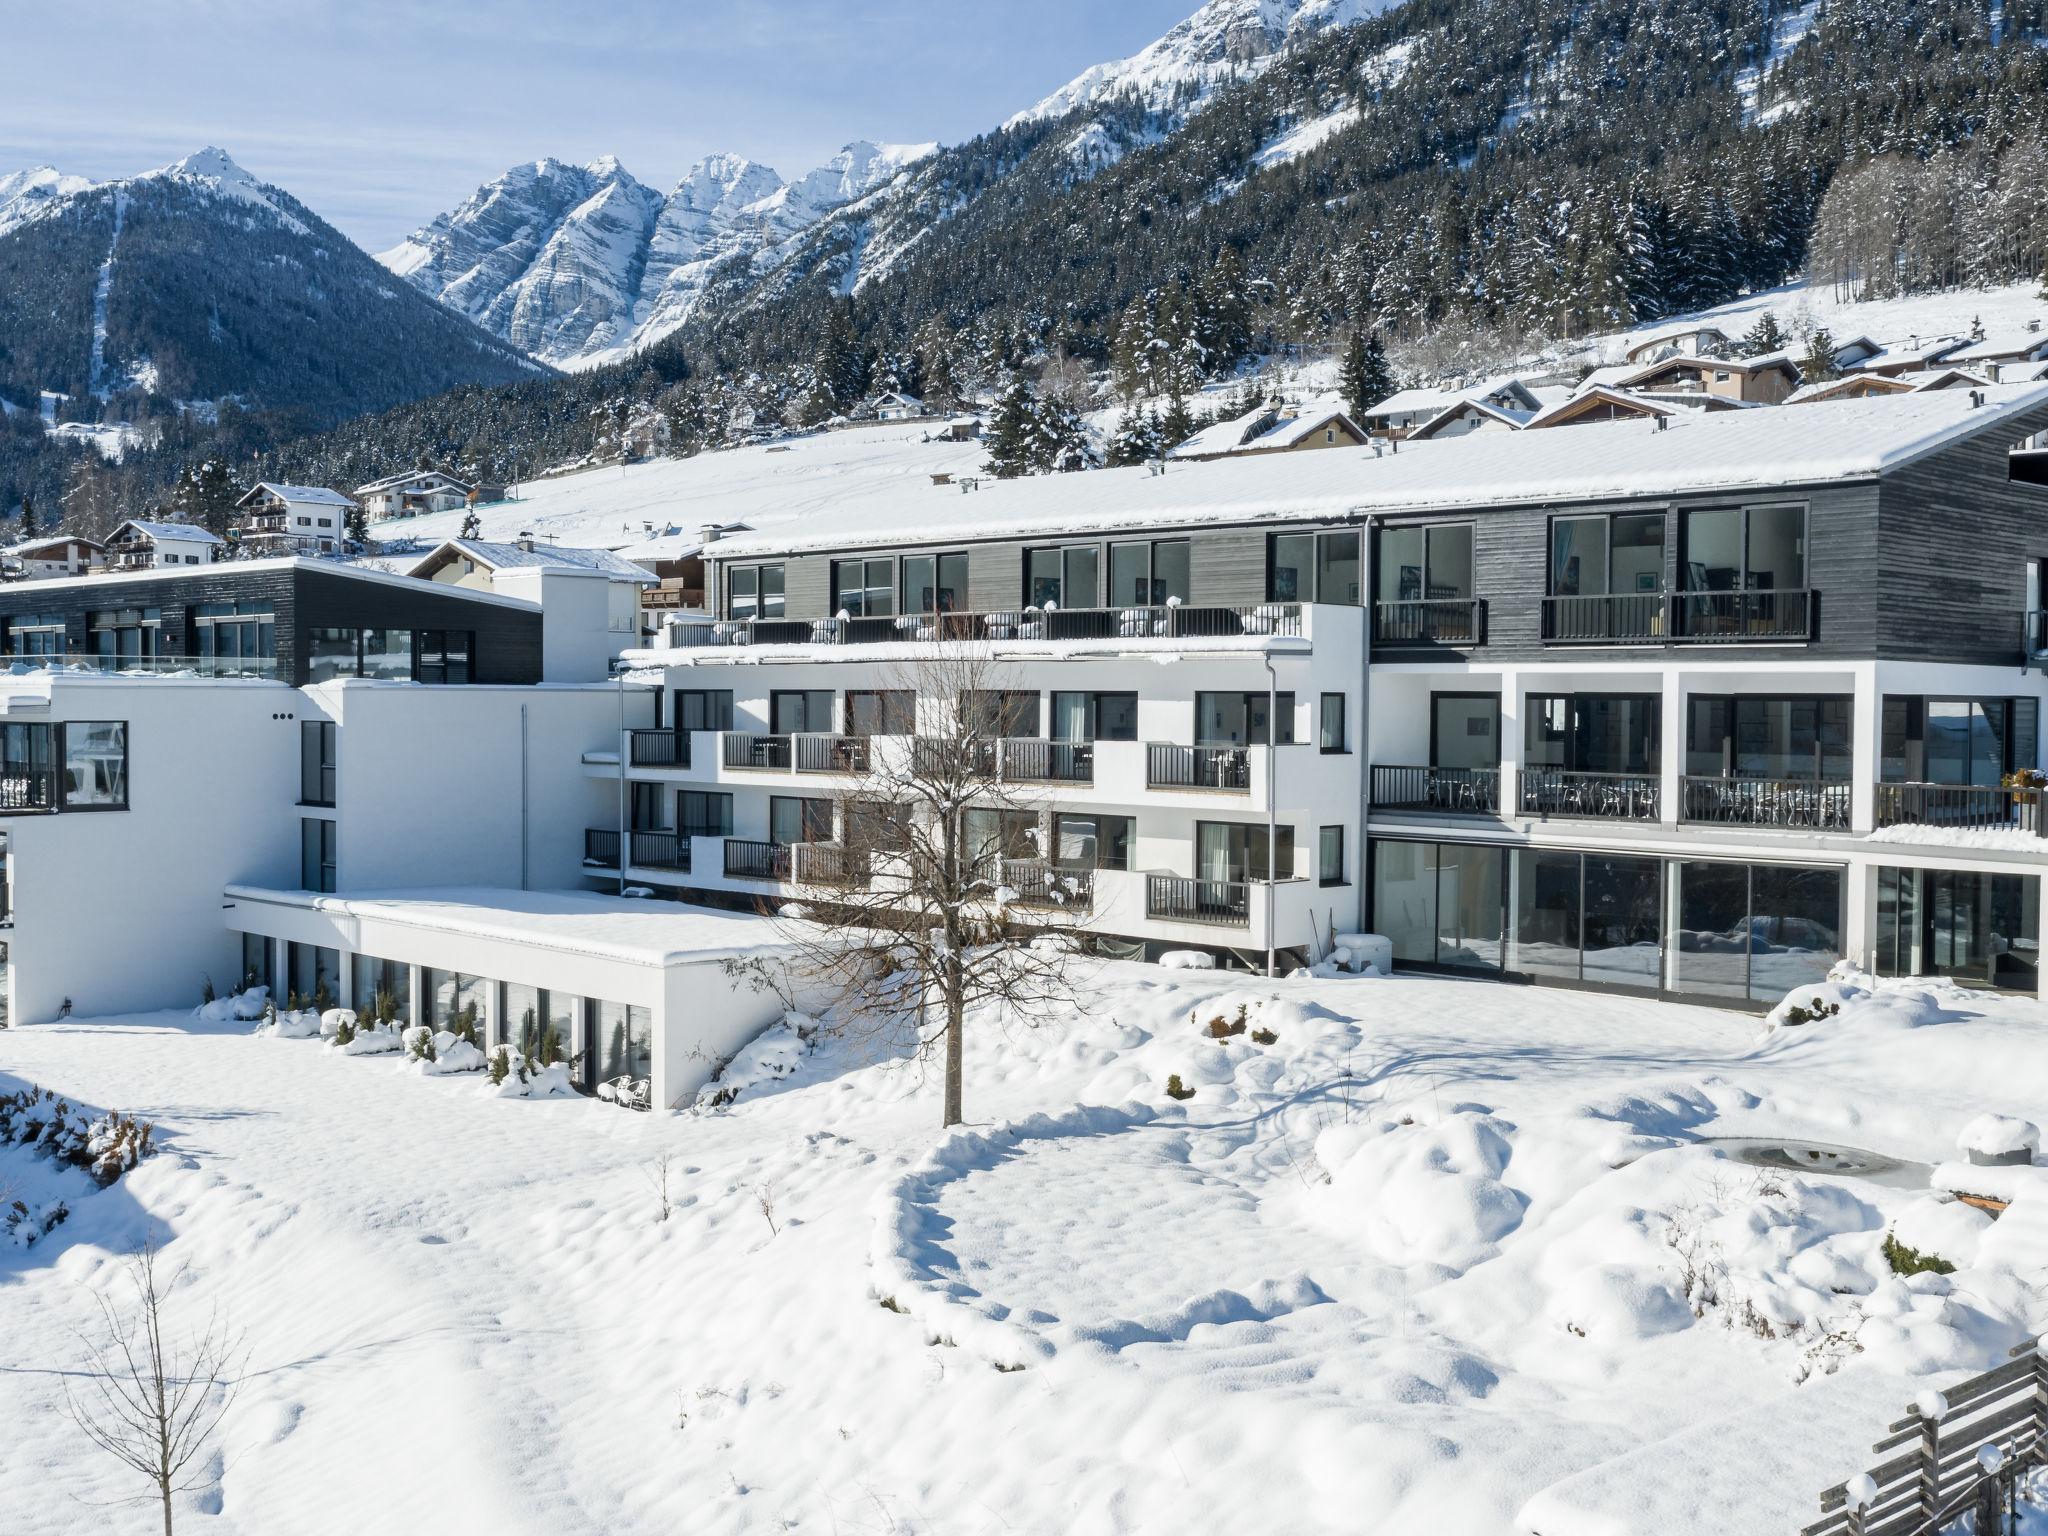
[1804,1337,2044,1536]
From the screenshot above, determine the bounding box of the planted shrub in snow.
[483,1044,576,1098]
[4,1196,68,1248]
[1165,1074,1195,1100]
[0,1084,155,1185]
[694,1013,819,1111]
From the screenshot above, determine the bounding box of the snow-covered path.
[3,965,2046,1534]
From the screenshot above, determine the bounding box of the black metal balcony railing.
[1370,764,1501,814]
[1000,858,1095,910]
[0,769,58,814]
[1673,589,1815,643]
[1680,776,1851,830]
[1541,592,1667,644]
[1146,874,1251,927]
[685,602,1306,649]
[722,733,793,771]
[1147,743,1253,792]
[794,842,871,888]
[629,729,689,768]
[584,828,621,869]
[1373,599,1486,646]
[724,838,792,880]
[1875,782,2048,836]
[629,830,690,871]
[1519,769,1661,820]
[1000,738,1094,784]
[795,734,872,775]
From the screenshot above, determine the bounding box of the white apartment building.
[232,483,357,556]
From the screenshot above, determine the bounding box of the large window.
[1672,861,1840,1003]
[1882,697,2038,785]
[1196,692,1296,746]
[300,817,336,892]
[287,943,340,1008]
[770,689,834,734]
[416,630,472,685]
[678,791,733,838]
[503,983,581,1069]
[1025,545,1099,609]
[1319,826,1346,886]
[60,721,128,810]
[360,629,413,682]
[1051,692,1137,742]
[630,782,670,831]
[1682,504,1805,594]
[673,690,734,733]
[352,955,412,1018]
[965,690,1040,738]
[1525,694,1660,773]
[832,557,895,618]
[1320,693,1347,753]
[900,552,969,614]
[729,563,785,621]
[1055,813,1133,871]
[1197,820,1294,883]
[88,607,162,661]
[425,968,490,1036]
[7,613,66,657]
[307,628,359,683]
[1108,540,1190,606]
[195,602,275,666]
[966,808,1040,866]
[1377,524,1474,604]
[768,795,832,846]
[1687,695,1851,780]
[300,721,336,806]
[594,999,653,1089]
[1549,514,1664,598]
[1877,868,2040,991]
[1432,694,1499,770]
[846,690,915,736]
[1268,531,1363,604]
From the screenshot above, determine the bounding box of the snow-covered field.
[3,962,2045,1534]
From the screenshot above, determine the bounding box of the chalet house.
[406,535,653,645]
[938,418,982,442]
[1851,336,1969,378]
[1406,398,1535,441]
[1614,352,1802,406]
[1170,404,1369,462]
[2,534,102,580]
[232,483,355,557]
[1947,330,2048,382]
[102,519,223,572]
[1788,368,1989,406]
[1523,386,1682,430]
[1364,376,1541,437]
[354,470,475,522]
[872,392,928,422]
[1623,323,1733,364]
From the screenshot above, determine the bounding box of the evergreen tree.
[459,502,482,540]
[983,378,1038,479]
[344,499,369,546]
[17,493,36,540]
[1034,393,1094,474]
[1340,328,1394,420]
[1105,405,1158,468]
[1159,393,1197,454]
[1800,326,1841,384]
[1741,311,1788,357]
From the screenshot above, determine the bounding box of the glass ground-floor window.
[1371,840,1839,1003]
[353,955,412,1022]
[504,983,582,1071]
[424,968,490,1040]
[286,942,339,1008]
[593,999,653,1089]
[240,933,274,997]
[1876,867,2040,991]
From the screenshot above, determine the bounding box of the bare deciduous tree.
[769,646,1087,1128]
[66,1236,243,1536]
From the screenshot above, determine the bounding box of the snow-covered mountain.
[1009,0,1402,126]
[0,147,539,425]
[381,140,936,367]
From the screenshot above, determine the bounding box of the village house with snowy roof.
[1,534,103,581]
[233,483,357,557]
[102,518,224,571]
[354,469,483,523]
[1362,376,1542,437]
[1169,403,1368,461]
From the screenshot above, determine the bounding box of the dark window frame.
[58,720,129,812]
[299,720,336,807]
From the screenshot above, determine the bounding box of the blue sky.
[0,0,1196,251]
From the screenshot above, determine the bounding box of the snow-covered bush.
[1885,1194,1991,1275]
[4,1196,68,1249]
[402,1024,437,1064]
[407,1030,485,1076]
[0,1083,155,1185]
[484,1044,577,1098]
[694,1012,819,1111]
[330,1020,403,1056]
[255,1006,321,1040]
[1159,949,1215,971]
[194,985,270,1023]
[319,1008,356,1040]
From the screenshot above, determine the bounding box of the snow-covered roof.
[222,884,806,967]
[1850,336,1967,372]
[1366,374,1538,420]
[109,518,224,545]
[4,534,101,556]
[1946,329,2048,364]
[1525,386,1680,429]
[1784,374,1911,405]
[1243,406,1365,450]
[9,555,538,609]
[1572,362,1642,397]
[704,383,2048,560]
[1615,352,1800,391]
[1169,405,1280,458]
[409,538,656,585]
[354,469,474,496]
[238,481,358,510]
[1408,398,1534,439]
[872,391,924,408]
[1624,320,1733,355]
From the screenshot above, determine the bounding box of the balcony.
[794,734,873,775]
[1370,764,1500,815]
[1519,769,1660,821]
[628,729,689,769]
[1673,589,1814,643]
[1145,873,1251,927]
[793,842,870,888]
[1680,776,1850,830]
[1146,743,1253,793]
[997,739,1093,784]
[1542,593,1667,644]
[1875,782,2048,837]
[1000,858,1094,911]
[1373,599,1485,646]
[0,769,57,814]
[722,733,793,771]
[5,653,279,680]
[584,828,620,869]
[724,838,792,881]
[680,602,1306,649]
[628,830,691,872]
